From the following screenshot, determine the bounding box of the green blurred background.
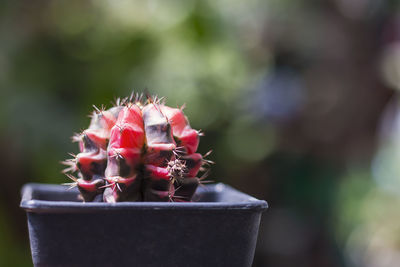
[2,0,400,266]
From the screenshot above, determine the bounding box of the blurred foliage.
[1,0,400,266]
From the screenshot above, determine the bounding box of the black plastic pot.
[21,183,268,267]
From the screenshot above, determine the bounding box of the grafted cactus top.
[62,95,210,203]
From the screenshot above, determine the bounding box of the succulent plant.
[62,94,212,202]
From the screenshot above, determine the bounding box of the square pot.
[21,183,268,267]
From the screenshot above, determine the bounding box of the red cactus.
[62,94,212,202]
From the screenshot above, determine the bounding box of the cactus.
[62,94,212,202]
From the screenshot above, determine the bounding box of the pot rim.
[21,183,268,214]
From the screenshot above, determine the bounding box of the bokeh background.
[2,0,400,266]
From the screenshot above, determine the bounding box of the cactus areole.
[62,94,212,203]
